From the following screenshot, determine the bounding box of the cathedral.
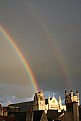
[0,90,81,121]
[33,90,66,113]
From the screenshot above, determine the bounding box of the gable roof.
[50,97,58,105]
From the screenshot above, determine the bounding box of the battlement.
[65,90,80,106]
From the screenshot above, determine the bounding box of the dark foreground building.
[0,115,17,121]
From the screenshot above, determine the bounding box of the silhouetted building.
[60,90,80,121]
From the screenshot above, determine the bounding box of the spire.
[58,96,62,106]
[70,89,73,97]
[53,92,54,97]
[58,96,61,101]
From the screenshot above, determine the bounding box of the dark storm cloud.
[0,0,81,100]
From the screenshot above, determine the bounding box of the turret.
[71,90,73,97]
[65,89,68,97]
[76,90,80,105]
[48,95,50,104]
[58,96,62,106]
[70,90,73,101]
[76,90,79,99]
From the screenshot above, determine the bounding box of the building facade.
[33,91,66,113]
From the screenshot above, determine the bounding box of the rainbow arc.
[0,25,39,92]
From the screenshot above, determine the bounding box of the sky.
[0,0,81,105]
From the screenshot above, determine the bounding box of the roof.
[8,98,53,111]
[8,101,34,112]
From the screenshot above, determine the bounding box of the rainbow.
[22,2,72,89]
[0,25,39,92]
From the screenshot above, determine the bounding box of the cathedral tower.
[65,90,79,121]
[33,91,45,111]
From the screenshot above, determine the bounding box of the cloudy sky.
[0,0,81,104]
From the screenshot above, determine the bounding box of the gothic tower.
[33,91,45,111]
[65,90,79,121]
